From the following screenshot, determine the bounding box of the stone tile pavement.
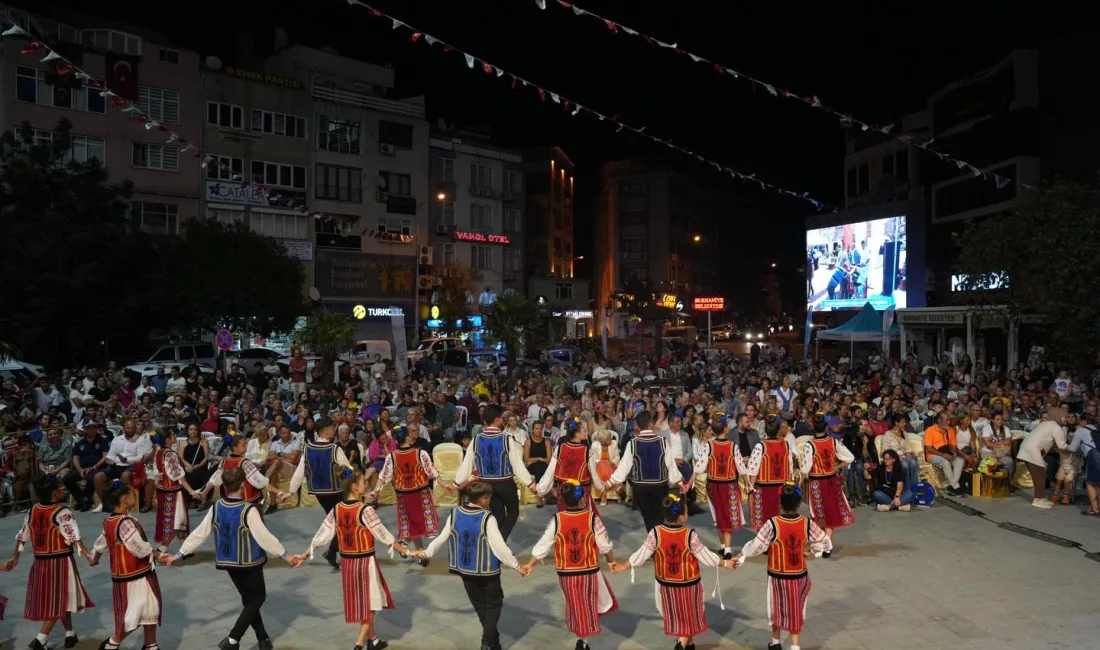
[0,491,1096,650]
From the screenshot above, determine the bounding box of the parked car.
[407,337,466,365]
[341,340,394,364]
[125,341,219,376]
[710,323,737,341]
[227,347,282,376]
[545,347,584,367]
[0,358,45,383]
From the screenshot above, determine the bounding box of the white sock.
[228,639,239,645]
[722,546,731,553]
[791,645,800,650]
[36,634,49,644]
[771,637,781,645]
[65,630,76,638]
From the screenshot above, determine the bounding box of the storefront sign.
[282,240,312,261]
[367,307,404,317]
[454,231,511,244]
[552,310,594,319]
[896,310,966,325]
[314,250,415,299]
[223,66,302,89]
[206,180,270,206]
[659,293,678,309]
[426,315,483,329]
[693,297,725,312]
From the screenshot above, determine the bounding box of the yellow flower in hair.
[667,492,682,502]
[563,478,581,488]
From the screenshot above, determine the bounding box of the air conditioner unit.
[482,188,496,199]
[375,189,389,203]
[469,186,481,197]
[417,277,434,290]
[501,191,513,201]
[435,223,449,235]
[379,143,396,155]
[419,246,433,266]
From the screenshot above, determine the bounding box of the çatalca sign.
[693,297,725,312]
[454,231,511,245]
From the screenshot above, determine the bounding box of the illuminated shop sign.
[693,297,725,311]
[454,231,511,244]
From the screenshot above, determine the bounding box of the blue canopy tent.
[816,302,901,359]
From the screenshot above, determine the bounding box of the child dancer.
[590,428,620,506]
[734,483,832,650]
[89,480,162,650]
[162,467,302,650]
[523,480,618,650]
[5,475,95,650]
[800,417,854,556]
[299,468,405,650]
[746,417,799,531]
[149,428,200,556]
[538,418,604,515]
[687,416,746,559]
[612,493,736,650]
[200,432,290,506]
[412,481,532,650]
[372,425,452,566]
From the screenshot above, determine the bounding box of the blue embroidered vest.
[630,436,669,485]
[447,507,501,576]
[212,499,266,569]
[304,442,342,495]
[473,431,512,481]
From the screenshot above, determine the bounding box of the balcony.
[312,86,425,119]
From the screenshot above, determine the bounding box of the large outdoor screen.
[806,216,906,312]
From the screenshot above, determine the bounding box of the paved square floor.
[0,491,1096,650]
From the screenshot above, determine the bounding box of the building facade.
[1,6,202,231]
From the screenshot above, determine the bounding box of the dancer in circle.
[199,432,290,507]
[686,414,746,559]
[538,417,603,515]
[608,411,684,531]
[800,416,855,555]
[746,416,799,530]
[148,428,200,556]
[287,416,354,569]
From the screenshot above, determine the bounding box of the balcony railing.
[312,86,425,119]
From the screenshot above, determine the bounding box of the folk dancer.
[611,493,737,650]
[298,468,406,650]
[734,483,832,650]
[746,417,800,530]
[801,418,855,556]
[538,417,604,517]
[199,432,290,507]
[608,411,684,531]
[411,482,533,650]
[162,467,303,650]
[590,428,621,506]
[523,480,618,650]
[453,404,536,541]
[5,474,95,650]
[287,416,354,568]
[372,425,454,566]
[88,480,162,650]
[148,428,200,556]
[685,415,747,559]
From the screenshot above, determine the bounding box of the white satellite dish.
[308,286,321,301]
[205,56,222,70]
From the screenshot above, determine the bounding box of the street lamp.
[692,234,701,243]
[437,192,447,201]
[770,262,777,268]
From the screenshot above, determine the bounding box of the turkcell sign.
[368,307,404,317]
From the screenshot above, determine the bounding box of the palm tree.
[0,340,20,361]
[293,309,355,387]
[435,264,474,338]
[482,291,539,386]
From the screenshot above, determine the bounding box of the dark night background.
[55,0,1081,279]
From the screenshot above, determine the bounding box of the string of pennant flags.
[0,20,414,243]
[348,0,833,211]
[535,0,1029,192]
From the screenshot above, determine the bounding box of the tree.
[618,277,677,358]
[293,309,354,387]
[482,291,540,385]
[953,177,1100,365]
[434,263,474,338]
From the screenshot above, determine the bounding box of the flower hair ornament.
[149,432,163,446]
[563,478,585,502]
[223,431,237,448]
[110,479,126,491]
[782,480,802,497]
[667,492,684,517]
[715,411,728,424]
[342,467,354,481]
[566,416,582,432]
[393,425,408,442]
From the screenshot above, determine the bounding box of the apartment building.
[1,6,202,231]
[427,132,526,305]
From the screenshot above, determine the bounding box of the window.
[504,208,521,232]
[206,155,242,180]
[82,29,141,55]
[133,202,177,234]
[251,161,306,189]
[882,154,894,176]
[621,210,646,226]
[158,49,179,63]
[132,142,179,171]
[438,200,455,226]
[503,248,521,273]
[378,171,411,196]
[138,87,179,125]
[207,101,242,129]
[555,282,573,300]
[472,245,493,270]
[440,157,455,183]
[378,120,414,148]
[471,163,492,188]
[378,217,411,236]
[252,109,307,138]
[621,236,647,260]
[315,164,363,202]
[503,169,520,193]
[620,182,647,198]
[251,212,310,239]
[207,208,245,226]
[857,163,869,195]
[317,115,360,154]
[16,128,105,164]
[437,243,456,267]
[14,66,104,113]
[471,204,493,231]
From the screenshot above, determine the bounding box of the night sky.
[57,0,1068,264]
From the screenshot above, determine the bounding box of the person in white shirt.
[592,361,614,382]
[104,421,154,506]
[165,368,187,397]
[607,411,684,531]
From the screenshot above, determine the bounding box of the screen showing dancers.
[806,216,907,313]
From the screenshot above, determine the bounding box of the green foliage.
[0,119,306,366]
[292,309,355,386]
[617,277,676,356]
[482,291,541,384]
[953,177,1100,364]
[434,263,474,337]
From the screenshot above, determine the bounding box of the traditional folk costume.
[590,437,620,500]
[537,441,604,518]
[746,438,798,530]
[288,437,353,560]
[309,501,396,621]
[92,514,162,639]
[151,447,190,548]
[739,514,831,635]
[692,437,747,534]
[376,446,441,541]
[16,503,95,621]
[800,436,855,530]
[206,453,269,504]
[608,430,683,531]
[423,506,525,650]
[624,524,724,639]
[530,509,618,639]
[453,427,534,541]
[176,496,292,646]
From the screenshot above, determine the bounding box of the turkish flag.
[46,43,83,107]
[106,53,139,100]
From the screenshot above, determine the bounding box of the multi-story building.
[592,160,728,338]
[1,6,202,231]
[427,131,526,310]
